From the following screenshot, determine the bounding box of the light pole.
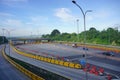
[76,19,79,42]
[4,29,14,56]
[2,28,5,43]
[72,0,92,80]
[108,28,110,45]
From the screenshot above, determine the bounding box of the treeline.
[0,36,8,44]
[41,27,120,45]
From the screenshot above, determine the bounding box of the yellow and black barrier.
[2,47,44,80]
[12,45,82,69]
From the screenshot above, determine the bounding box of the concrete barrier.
[63,62,69,67]
[74,64,82,69]
[12,45,82,69]
[2,47,44,80]
[54,60,59,65]
[47,58,51,63]
[51,59,55,64]
[69,63,75,68]
[43,57,48,62]
[59,61,64,66]
[40,56,44,61]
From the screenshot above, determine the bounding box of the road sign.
[80,59,86,66]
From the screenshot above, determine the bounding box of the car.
[83,47,88,50]
[72,43,77,48]
[102,51,115,56]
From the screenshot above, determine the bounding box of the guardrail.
[2,46,45,80]
[11,45,82,69]
[77,44,120,53]
[63,42,120,53]
[23,41,120,53]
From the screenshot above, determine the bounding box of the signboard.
[80,59,86,66]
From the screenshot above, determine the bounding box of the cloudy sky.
[0,0,120,37]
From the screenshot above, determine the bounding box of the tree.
[40,27,120,45]
[50,29,60,37]
[0,36,8,44]
[107,27,119,45]
[88,27,99,39]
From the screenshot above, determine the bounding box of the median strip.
[12,45,82,69]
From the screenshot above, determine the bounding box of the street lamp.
[4,29,14,56]
[76,19,79,42]
[2,28,5,43]
[72,0,92,80]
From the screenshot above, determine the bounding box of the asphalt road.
[16,43,120,78]
[0,45,30,80]
[5,44,106,80]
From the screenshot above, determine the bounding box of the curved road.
[5,44,107,80]
[16,43,120,78]
[0,45,30,80]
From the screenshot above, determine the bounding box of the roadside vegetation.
[0,36,8,44]
[42,27,120,46]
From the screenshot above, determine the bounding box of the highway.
[15,43,120,79]
[0,45,30,80]
[5,44,106,80]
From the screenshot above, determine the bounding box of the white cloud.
[31,16,48,22]
[2,19,24,28]
[91,9,111,20]
[0,12,13,17]
[95,11,110,18]
[1,0,28,6]
[1,0,28,3]
[81,9,112,23]
[54,8,76,22]
[26,16,48,26]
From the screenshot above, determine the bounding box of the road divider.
[11,45,82,69]
[19,41,120,53]
[2,46,44,80]
[52,41,120,53]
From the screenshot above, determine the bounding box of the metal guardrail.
[2,46,45,80]
[52,41,120,53]
[24,41,120,53]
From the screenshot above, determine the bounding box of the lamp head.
[72,0,76,4]
[87,10,92,12]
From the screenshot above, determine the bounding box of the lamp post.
[108,28,110,45]
[76,19,79,42]
[4,29,14,56]
[2,28,5,43]
[72,0,92,80]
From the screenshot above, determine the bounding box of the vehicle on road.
[102,51,115,56]
[72,43,77,48]
[83,47,88,50]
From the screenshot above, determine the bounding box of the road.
[5,44,106,80]
[16,43,120,79]
[0,45,30,80]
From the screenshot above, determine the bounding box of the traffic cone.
[107,74,112,80]
[98,67,104,75]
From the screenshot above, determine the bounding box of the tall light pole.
[2,28,5,43]
[108,28,110,45]
[4,29,14,56]
[76,19,79,42]
[72,0,92,80]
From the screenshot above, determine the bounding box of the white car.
[72,43,77,48]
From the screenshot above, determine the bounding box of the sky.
[0,0,120,37]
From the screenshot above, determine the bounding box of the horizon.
[0,0,120,37]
